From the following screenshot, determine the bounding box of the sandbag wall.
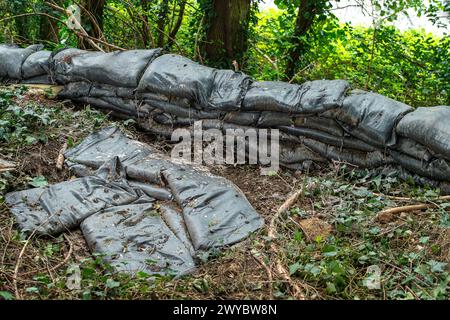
[1,44,450,193]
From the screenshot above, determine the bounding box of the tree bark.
[284,0,321,80]
[204,0,251,67]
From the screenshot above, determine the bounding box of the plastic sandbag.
[390,150,450,182]
[393,137,433,162]
[53,49,161,87]
[65,126,263,251]
[396,106,450,160]
[0,44,43,80]
[330,90,413,147]
[138,54,250,110]
[22,50,51,81]
[81,202,196,276]
[293,116,344,137]
[5,157,145,235]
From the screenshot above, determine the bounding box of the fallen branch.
[268,188,304,239]
[56,142,68,170]
[265,184,312,300]
[377,203,436,216]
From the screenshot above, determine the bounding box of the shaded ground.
[0,87,448,300]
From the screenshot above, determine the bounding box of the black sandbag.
[330,90,413,147]
[22,50,51,81]
[393,137,433,162]
[223,111,261,126]
[293,116,344,137]
[5,157,145,235]
[279,126,377,152]
[81,202,196,276]
[160,205,196,256]
[303,138,391,168]
[52,49,161,87]
[257,111,293,127]
[390,150,450,182]
[64,126,152,174]
[299,80,350,113]
[365,165,450,195]
[396,106,450,161]
[279,143,327,164]
[242,81,303,112]
[163,164,263,250]
[242,80,349,114]
[209,69,251,111]
[143,98,223,119]
[49,48,88,83]
[0,44,43,80]
[138,54,250,111]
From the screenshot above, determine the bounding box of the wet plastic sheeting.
[396,106,450,160]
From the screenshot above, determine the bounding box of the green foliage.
[247,9,449,106]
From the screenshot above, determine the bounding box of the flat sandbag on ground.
[81,202,196,276]
[0,44,43,81]
[390,150,450,182]
[5,157,145,235]
[396,106,450,161]
[329,90,413,147]
[242,80,349,114]
[279,126,377,152]
[65,126,263,251]
[162,164,264,250]
[52,49,162,87]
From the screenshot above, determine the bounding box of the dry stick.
[378,203,437,216]
[13,229,39,300]
[267,187,308,300]
[56,142,68,171]
[374,193,450,202]
[252,254,274,298]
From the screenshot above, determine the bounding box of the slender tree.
[204,0,252,67]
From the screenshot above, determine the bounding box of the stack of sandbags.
[0,44,51,84]
[391,106,450,183]
[1,44,449,191]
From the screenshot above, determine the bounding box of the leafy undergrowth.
[0,87,448,300]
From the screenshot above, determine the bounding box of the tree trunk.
[204,0,251,67]
[79,0,106,49]
[284,0,321,80]
[157,0,170,47]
